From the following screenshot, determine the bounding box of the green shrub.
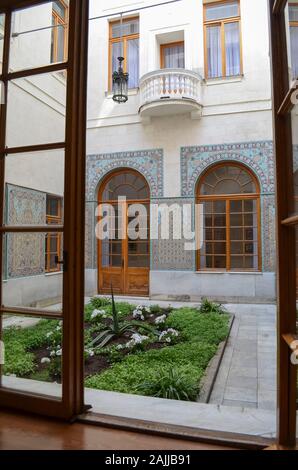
[85,341,216,395]
[149,305,163,315]
[166,308,229,344]
[136,367,199,401]
[199,298,226,315]
[90,297,111,309]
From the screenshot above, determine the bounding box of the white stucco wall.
[3,0,295,304]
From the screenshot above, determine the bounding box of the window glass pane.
[56,23,66,63]
[225,22,241,76]
[289,4,298,22]
[3,148,64,300]
[47,197,61,217]
[162,43,185,69]
[112,41,123,73]
[102,171,149,201]
[53,0,67,20]
[9,3,68,72]
[112,19,139,38]
[0,14,5,74]
[207,25,222,78]
[200,165,256,195]
[206,2,239,21]
[1,316,62,399]
[290,25,298,79]
[127,38,139,88]
[6,71,67,148]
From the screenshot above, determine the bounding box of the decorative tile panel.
[6,184,46,279]
[151,198,195,271]
[86,149,164,201]
[181,141,275,196]
[262,195,276,272]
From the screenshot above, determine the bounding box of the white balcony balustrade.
[139,69,203,122]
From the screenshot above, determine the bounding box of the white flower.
[46,332,53,338]
[116,344,124,350]
[56,326,62,331]
[50,351,56,357]
[159,328,179,342]
[85,348,94,357]
[41,357,51,364]
[91,309,105,320]
[155,314,167,325]
[133,309,145,321]
[126,333,149,349]
[145,307,151,313]
[56,349,62,357]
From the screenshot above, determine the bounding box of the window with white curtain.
[160,42,185,69]
[289,4,298,78]
[204,1,241,79]
[109,17,139,89]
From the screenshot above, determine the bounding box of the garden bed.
[3,298,231,402]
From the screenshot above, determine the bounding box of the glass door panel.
[9,1,69,72]
[0,0,88,419]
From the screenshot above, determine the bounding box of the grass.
[3,301,231,401]
[3,319,58,376]
[85,307,230,398]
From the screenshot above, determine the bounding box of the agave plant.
[90,286,156,349]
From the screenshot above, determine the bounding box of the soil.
[27,308,174,383]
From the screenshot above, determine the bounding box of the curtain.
[207,25,222,78]
[127,38,139,88]
[112,41,122,74]
[290,26,298,79]
[163,44,185,68]
[225,22,241,76]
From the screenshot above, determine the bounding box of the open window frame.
[0,0,89,420]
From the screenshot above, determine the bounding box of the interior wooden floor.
[0,410,239,450]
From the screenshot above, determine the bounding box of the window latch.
[55,251,68,272]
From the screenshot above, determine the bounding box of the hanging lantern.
[112,57,129,103]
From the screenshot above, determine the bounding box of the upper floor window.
[160,42,185,69]
[289,3,298,78]
[51,0,68,64]
[109,17,139,89]
[45,195,63,273]
[204,1,242,79]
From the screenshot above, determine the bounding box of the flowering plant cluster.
[132,305,152,321]
[154,314,167,325]
[40,321,63,364]
[159,328,179,344]
[116,333,149,351]
[90,309,108,321]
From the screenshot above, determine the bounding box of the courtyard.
[2,297,280,437]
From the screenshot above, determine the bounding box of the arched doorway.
[98,169,150,296]
[197,162,261,271]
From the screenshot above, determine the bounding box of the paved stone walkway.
[209,304,277,411]
[100,298,278,411]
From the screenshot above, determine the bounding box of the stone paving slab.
[209,304,277,411]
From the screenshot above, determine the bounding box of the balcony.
[139,68,203,122]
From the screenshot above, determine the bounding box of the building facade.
[2,0,298,306]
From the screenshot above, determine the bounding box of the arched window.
[197,163,261,271]
[100,170,150,202]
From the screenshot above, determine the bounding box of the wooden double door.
[98,170,150,296]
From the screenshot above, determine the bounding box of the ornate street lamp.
[112,14,129,103]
